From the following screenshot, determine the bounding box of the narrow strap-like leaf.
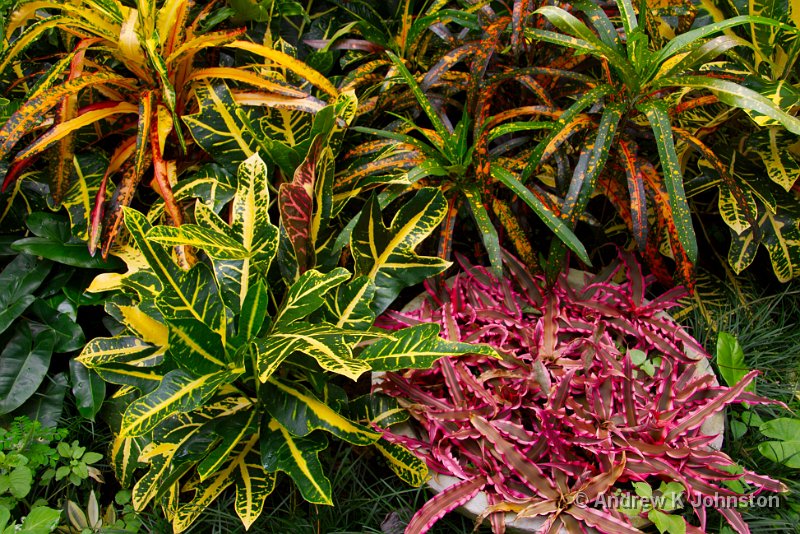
[617,139,648,251]
[0,73,126,161]
[637,100,698,263]
[385,50,450,142]
[562,103,624,221]
[463,185,502,276]
[15,102,138,161]
[492,166,591,266]
[405,475,487,534]
[521,84,615,182]
[652,75,800,135]
[571,0,623,53]
[224,41,338,98]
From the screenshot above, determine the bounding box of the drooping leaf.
[60,152,112,241]
[173,434,275,532]
[260,419,331,505]
[638,100,698,263]
[68,359,106,420]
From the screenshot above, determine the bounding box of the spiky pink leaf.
[405,475,487,534]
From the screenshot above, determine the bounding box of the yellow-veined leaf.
[183,80,259,169]
[224,40,338,98]
[350,188,449,316]
[262,379,380,445]
[121,368,238,437]
[358,323,498,371]
[273,268,349,327]
[254,323,374,382]
[261,418,332,504]
[374,438,429,487]
[173,433,275,532]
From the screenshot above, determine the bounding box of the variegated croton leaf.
[77,152,489,532]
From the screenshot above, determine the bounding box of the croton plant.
[374,252,787,534]
[71,86,502,531]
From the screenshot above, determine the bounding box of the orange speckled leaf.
[617,139,648,251]
[0,73,126,163]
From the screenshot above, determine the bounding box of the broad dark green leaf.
[69,359,106,420]
[29,299,85,352]
[0,294,35,336]
[11,237,124,268]
[0,326,55,414]
[14,372,68,429]
[0,253,51,306]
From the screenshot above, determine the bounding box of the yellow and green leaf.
[729,203,800,282]
[121,368,237,437]
[351,188,449,315]
[261,419,332,505]
[749,127,800,191]
[273,268,350,328]
[358,323,497,371]
[254,322,374,382]
[183,80,259,170]
[262,379,380,445]
[374,438,429,487]
[173,433,275,532]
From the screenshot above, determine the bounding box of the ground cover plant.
[0,0,799,532]
[374,252,789,533]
